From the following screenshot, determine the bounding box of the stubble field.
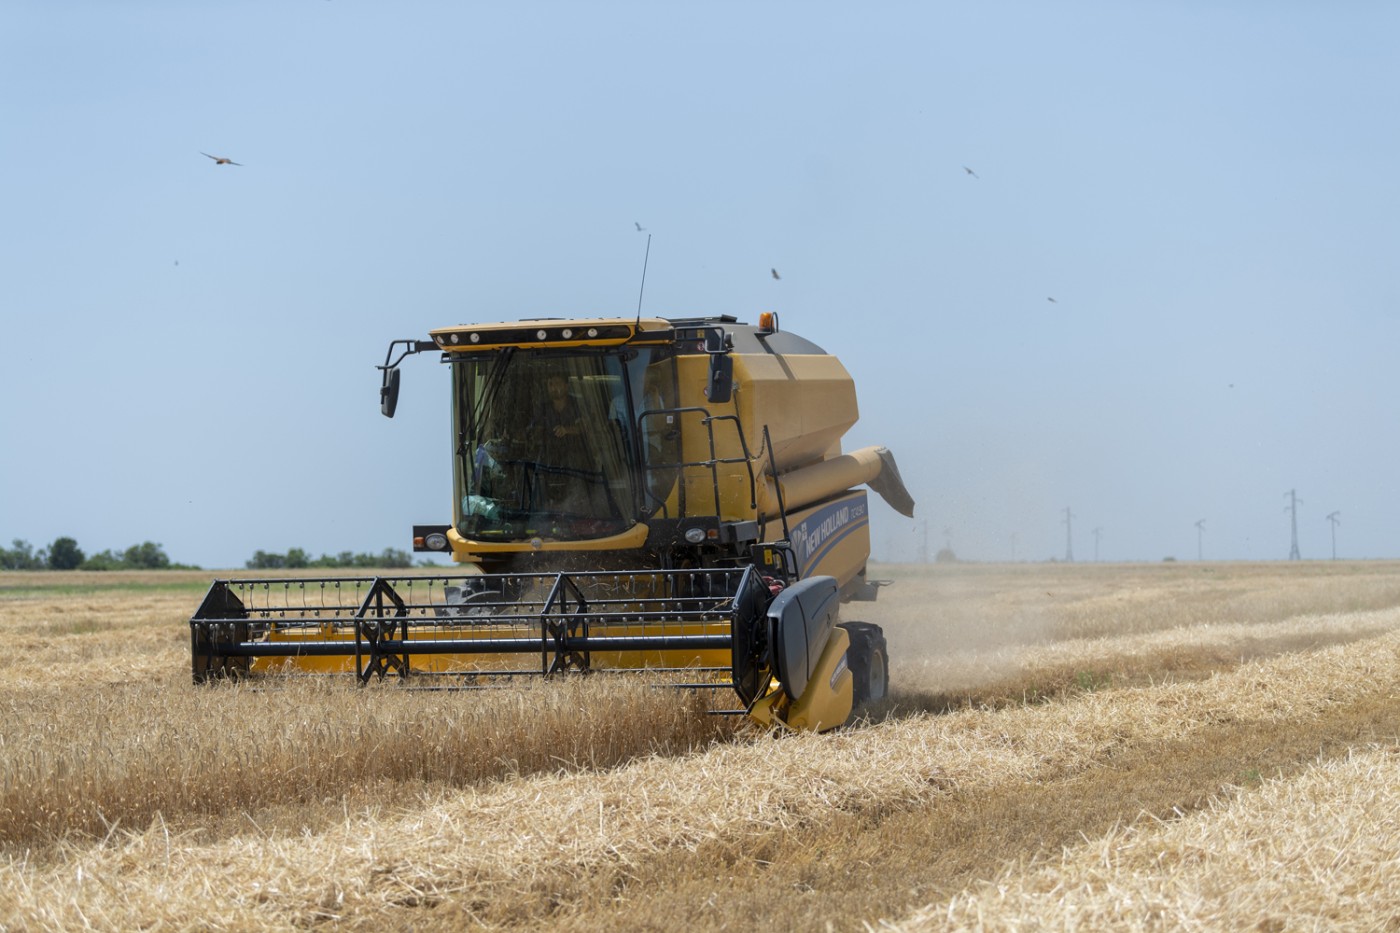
[3,560,1400,930]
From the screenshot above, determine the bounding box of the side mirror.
[380,367,401,418]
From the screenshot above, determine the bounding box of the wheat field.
[2,561,1400,931]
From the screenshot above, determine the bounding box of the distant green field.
[0,567,455,600]
[0,573,213,600]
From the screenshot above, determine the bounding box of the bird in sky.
[963,165,979,179]
[1047,297,1057,303]
[201,152,242,166]
[635,222,646,231]
[771,268,781,280]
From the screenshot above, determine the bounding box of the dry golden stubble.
[5,625,1400,930]
[0,592,191,690]
[902,745,1400,932]
[5,562,1400,929]
[0,673,738,854]
[543,689,1400,933]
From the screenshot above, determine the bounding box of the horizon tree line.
[1,538,421,571]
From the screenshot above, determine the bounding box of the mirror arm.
[381,338,438,370]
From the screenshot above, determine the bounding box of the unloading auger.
[190,313,914,731]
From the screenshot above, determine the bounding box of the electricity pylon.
[1285,489,1302,560]
[1062,507,1074,563]
[1326,511,1341,560]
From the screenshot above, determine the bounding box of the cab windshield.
[452,346,677,541]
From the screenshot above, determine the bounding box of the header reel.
[190,566,861,730]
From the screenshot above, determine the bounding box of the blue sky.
[3,1,1398,568]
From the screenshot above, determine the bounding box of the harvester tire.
[839,620,889,707]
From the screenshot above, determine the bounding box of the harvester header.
[192,312,914,731]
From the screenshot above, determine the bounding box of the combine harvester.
[190,313,914,731]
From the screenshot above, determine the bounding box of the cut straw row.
[897,745,1400,931]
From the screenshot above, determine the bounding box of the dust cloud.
[860,563,1062,705]
[854,560,1400,715]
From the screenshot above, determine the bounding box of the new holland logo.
[790,496,868,575]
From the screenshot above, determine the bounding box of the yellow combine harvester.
[191,313,914,731]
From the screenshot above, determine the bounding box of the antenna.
[1062,507,1074,563]
[1195,519,1206,561]
[635,233,652,327]
[1285,489,1302,560]
[1326,510,1341,560]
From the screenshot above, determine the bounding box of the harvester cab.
[191,314,914,731]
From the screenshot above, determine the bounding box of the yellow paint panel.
[783,626,853,732]
[250,619,733,676]
[447,522,649,560]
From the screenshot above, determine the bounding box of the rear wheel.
[839,621,889,713]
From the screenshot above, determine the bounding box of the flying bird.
[635,222,646,231]
[771,268,781,280]
[963,165,979,179]
[1047,297,1057,303]
[201,152,243,166]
